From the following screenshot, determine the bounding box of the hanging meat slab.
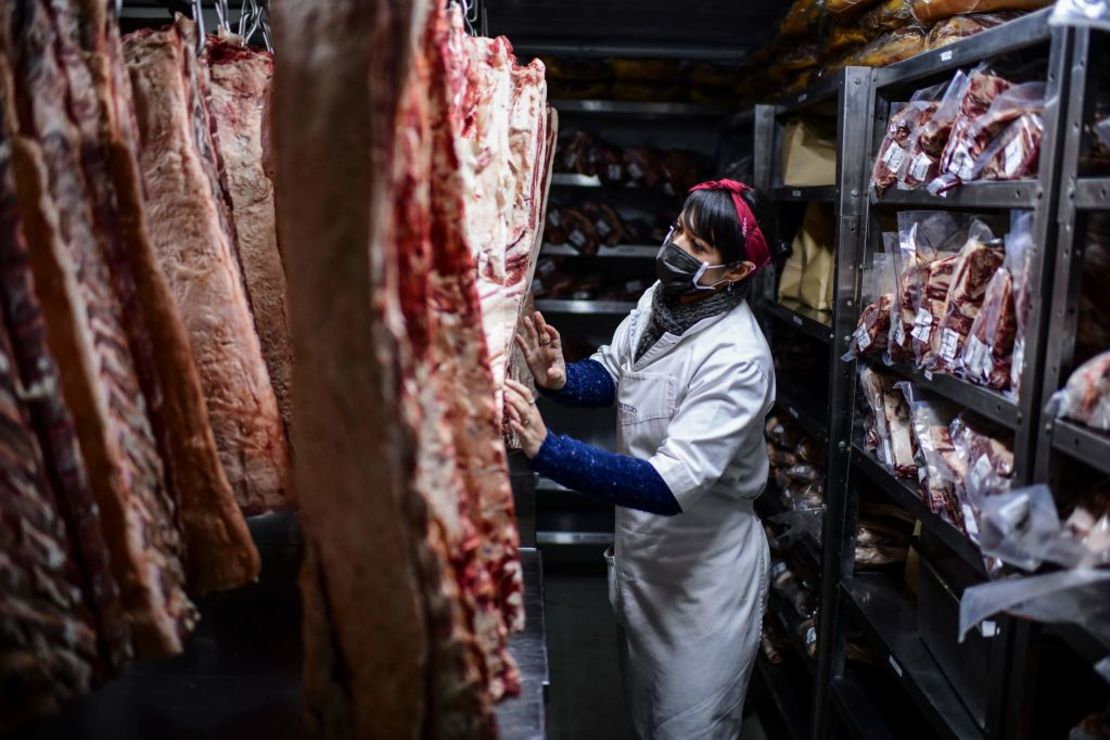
[73,0,259,594]
[272,0,433,736]
[205,36,293,437]
[125,18,291,515]
[1,0,195,657]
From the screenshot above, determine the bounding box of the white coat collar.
[628,282,743,371]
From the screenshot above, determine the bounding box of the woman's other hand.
[514,311,566,391]
[504,378,548,458]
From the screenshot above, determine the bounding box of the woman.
[504,179,782,740]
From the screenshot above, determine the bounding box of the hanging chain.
[214,0,231,34]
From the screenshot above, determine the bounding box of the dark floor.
[541,545,772,740]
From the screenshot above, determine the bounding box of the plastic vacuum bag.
[927,223,1004,374]
[872,81,948,194]
[1008,211,1036,396]
[898,382,965,526]
[1048,350,1110,431]
[930,82,1043,194]
[911,0,1051,25]
[846,248,896,359]
[898,69,973,190]
[960,215,1027,390]
[1051,0,1110,32]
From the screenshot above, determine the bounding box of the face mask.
[655,228,736,296]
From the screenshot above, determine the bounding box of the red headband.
[688,179,771,270]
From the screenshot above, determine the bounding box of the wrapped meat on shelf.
[925,11,1022,49]
[928,229,1004,373]
[581,202,623,246]
[1051,350,1110,431]
[558,130,596,174]
[624,147,665,189]
[899,383,966,529]
[909,0,1051,25]
[932,82,1039,194]
[974,110,1044,182]
[872,101,940,194]
[559,207,601,255]
[844,26,928,68]
[933,69,1014,185]
[862,0,917,31]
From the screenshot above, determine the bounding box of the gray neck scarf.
[635,284,746,362]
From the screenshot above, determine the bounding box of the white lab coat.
[591,283,774,740]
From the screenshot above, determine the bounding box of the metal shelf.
[771,72,842,115]
[1075,177,1110,211]
[550,173,602,188]
[541,243,657,258]
[533,299,635,316]
[842,573,983,740]
[551,99,727,118]
[877,360,1019,430]
[852,446,986,578]
[872,7,1053,91]
[871,181,1041,210]
[830,675,898,740]
[772,186,837,203]
[776,380,829,444]
[1050,419,1110,477]
[764,298,834,343]
[1045,623,1110,678]
[756,654,812,740]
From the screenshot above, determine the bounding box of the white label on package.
[909,152,933,183]
[940,50,953,62]
[911,307,933,342]
[595,219,612,237]
[882,143,907,173]
[548,209,561,227]
[627,162,644,180]
[955,148,975,181]
[1004,137,1025,176]
[569,230,587,248]
[608,164,623,181]
[854,326,872,352]
[964,335,987,378]
[939,328,961,361]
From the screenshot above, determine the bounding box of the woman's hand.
[504,378,548,458]
[514,312,566,391]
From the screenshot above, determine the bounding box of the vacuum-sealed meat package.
[960,213,1028,390]
[1050,350,1110,431]
[847,249,896,358]
[928,223,1003,373]
[898,382,966,529]
[845,27,928,68]
[974,110,1044,182]
[925,12,1022,49]
[897,69,974,190]
[871,87,943,194]
[862,0,916,31]
[910,0,1051,25]
[928,69,1013,192]
[931,82,1041,194]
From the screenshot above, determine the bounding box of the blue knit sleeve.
[530,432,681,517]
[538,359,616,407]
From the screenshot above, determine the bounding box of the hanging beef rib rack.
[274,0,554,736]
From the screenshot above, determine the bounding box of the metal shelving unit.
[852,446,986,578]
[812,11,1078,740]
[753,65,875,740]
[763,299,834,344]
[841,574,981,740]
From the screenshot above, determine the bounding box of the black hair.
[680,185,783,269]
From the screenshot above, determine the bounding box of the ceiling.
[483,0,785,61]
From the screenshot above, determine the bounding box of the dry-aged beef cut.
[872,102,937,193]
[461,32,553,423]
[0,295,101,733]
[930,236,1004,373]
[276,0,547,734]
[205,37,293,436]
[125,19,291,515]
[0,81,130,679]
[86,3,259,594]
[962,266,1015,389]
[2,0,195,657]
